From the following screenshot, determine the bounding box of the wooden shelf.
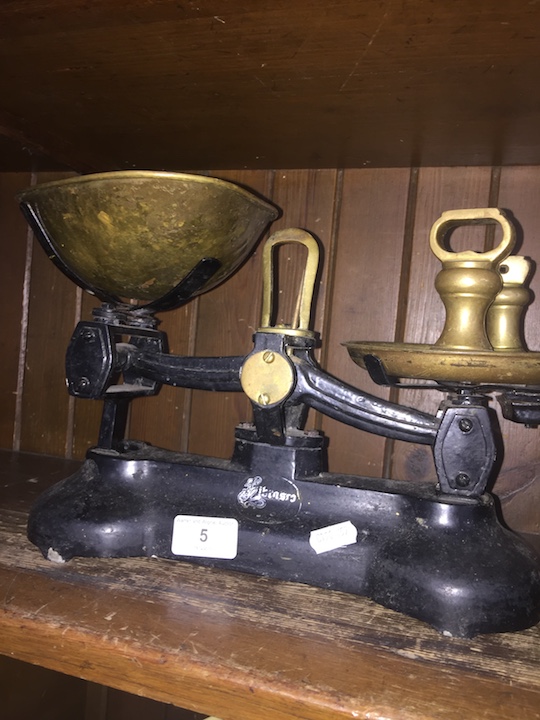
[1,1,540,171]
[1,450,539,720]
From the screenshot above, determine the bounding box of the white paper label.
[309,521,358,555]
[171,515,238,559]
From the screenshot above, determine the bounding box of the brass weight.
[429,208,516,351]
[345,208,540,384]
[487,255,532,351]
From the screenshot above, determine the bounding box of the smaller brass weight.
[487,255,532,351]
[429,208,516,351]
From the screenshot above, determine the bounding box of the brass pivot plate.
[240,349,295,406]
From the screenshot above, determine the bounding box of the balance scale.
[18,171,540,638]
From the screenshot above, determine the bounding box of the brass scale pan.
[18,170,279,313]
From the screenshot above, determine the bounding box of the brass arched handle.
[259,228,320,336]
[429,208,516,266]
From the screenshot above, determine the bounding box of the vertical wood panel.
[128,302,198,453]
[125,167,211,453]
[389,166,493,484]
[322,168,411,477]
[269,169,340,430]
[19,171,78,456]
[266,170,339,335]
[0,655,87,720]
[187,170,274,458]
[0,172,31,450]
[105,687,207,719]
[75,168,207,455]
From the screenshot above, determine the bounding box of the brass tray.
[345,341,540,385]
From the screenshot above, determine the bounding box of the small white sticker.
[171,515,239,559]
[309,521,358,555]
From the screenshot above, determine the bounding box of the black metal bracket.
[497,389,540,427]
[434,396,498,496]
[66,315,512,499]
[65,320,167,399]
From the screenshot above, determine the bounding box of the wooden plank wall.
[1,167,540,535]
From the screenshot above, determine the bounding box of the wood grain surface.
[0,452,539,720]
[187,170,274,459]
[2,1,540,170]
[18,171,78,457]
[321,167,412,476]
[0,172,31,449]
[1,6,540,714]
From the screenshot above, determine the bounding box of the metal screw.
[77,377,90,391]
[458,418,474,433]
[257,393,271,406]
[455,472,471,488]
[262,351,275,364]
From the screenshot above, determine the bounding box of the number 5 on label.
[171,515,238,559]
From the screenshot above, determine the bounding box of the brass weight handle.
[429,208,516,266]
[259,227,320,337]
[429,208,517,351]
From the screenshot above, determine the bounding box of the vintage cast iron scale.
[18,171,540,638]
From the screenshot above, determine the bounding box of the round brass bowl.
[345,341,540,385]
[18,171,278,305]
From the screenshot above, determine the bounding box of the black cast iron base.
[28,430,540,638]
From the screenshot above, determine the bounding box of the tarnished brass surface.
[18,171,278,303]
[487,256,532,351]
[241,228,319,404]
[259,228,319,338]
[240,350,295,406]
[429,208,516,351]
[346,209,538,384]
[345,341,540,385]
